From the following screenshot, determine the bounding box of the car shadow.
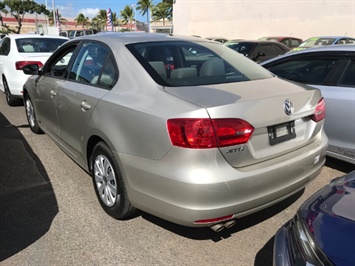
[0,112,58,262]
[325,156,354,174]
[140,188,304,242]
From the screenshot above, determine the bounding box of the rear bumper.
[117,132,328,227]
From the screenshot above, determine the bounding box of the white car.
[0,34,68,106]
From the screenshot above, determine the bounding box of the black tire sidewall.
[24,94,42,134]
[91,142,135,219]
[3,77,15,106]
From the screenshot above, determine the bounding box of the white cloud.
[78,8,101,18]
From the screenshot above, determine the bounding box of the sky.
[36,0,149,22]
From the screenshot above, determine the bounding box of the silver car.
[22,33,328,231]
[261,45,355,164]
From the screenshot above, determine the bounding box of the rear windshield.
[16,38,67,53]
[127,41,272,87]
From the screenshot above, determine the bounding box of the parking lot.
[0,92,353,266]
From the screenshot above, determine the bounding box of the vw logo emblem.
[284,99,294,115]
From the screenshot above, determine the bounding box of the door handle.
[50,90,57,97]
[81,101,91,110]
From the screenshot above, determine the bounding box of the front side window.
[128,41,273,87]
[69,42,117,88]
[43,43,78,78]
[267,58,337,84]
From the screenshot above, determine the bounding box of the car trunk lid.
[165,77,324,167]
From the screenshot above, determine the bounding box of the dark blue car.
[274,170,355,265]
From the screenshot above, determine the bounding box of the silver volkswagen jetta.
[22,33,328,231]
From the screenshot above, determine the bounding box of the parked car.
[258,36,303,48]
[68,29,96,39]
[224,40,290,62]
[260,45,355,164]
[22,32,327,230]
[0,34,68,106]
[292,36,355,51]
[274,170,355,265]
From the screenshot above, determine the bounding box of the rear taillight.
[16,61,43,70]
[310,98,326,122]
[167,118,254,149]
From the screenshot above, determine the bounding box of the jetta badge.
[284,99,294,115]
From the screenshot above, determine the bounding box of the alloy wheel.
[93,154,118,207]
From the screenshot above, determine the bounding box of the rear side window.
[267,58,337,84]
[0,38,10,55]
[339,61,355,86]
[16,38,67,53]
[127,41,273,87]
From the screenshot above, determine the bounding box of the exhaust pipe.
[210,223,225,232]
[224,220,236,228]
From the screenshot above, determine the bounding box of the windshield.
[299,37,335,47]
[16,38,67,53]
[127,40,272,87]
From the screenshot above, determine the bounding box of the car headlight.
[289,212,334,265]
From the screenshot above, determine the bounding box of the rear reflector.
[16,61,43,70]
[310,98,326,122]
[167,118,254,149]
[194,214,234,224]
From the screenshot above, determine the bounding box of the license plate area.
[268,121,296,145]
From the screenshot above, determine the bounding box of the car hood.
[299,171,355,265]
[164,77,324,168]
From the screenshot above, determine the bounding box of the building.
[172,0,355,40]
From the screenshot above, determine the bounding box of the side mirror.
[253,52,266,61]
[22,64,40,75]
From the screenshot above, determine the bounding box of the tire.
[24,94,43,134]
[91,142,136,219]
[3,77,18,106]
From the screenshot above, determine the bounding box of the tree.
[136,0,153,26]
[120,5,134,31]
[74,13,89,29]
[0,0,49,34]
[47,10,67,26]
[152,2,170,25]
[91,9,107,31]
[162,0,173,20]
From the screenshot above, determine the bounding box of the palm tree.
[111,12,121,30]
[136,0,153,26]
[74,13,89,29]
[162,0,173,20]
[152,2,170,25]
[120,5,134,31]
[47,10,67,26]
[91,9,107,31]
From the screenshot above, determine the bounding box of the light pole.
[131,4,136,31]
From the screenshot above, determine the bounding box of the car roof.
[6,34,69,40]
[305,36,354,39]
[70,32,215,45]
[260,44,355,65]
[261,36,302,40]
